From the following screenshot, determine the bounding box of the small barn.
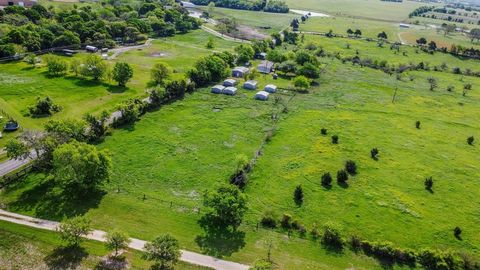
[223,79,237,87]
[232,67,249,78]
[223,87,237,96]
[258,61,274,74]
[243,80,258,90]
[85,45,98,53]
[264,84,277,93]
[211,85,225,94]
[255,91,270,101]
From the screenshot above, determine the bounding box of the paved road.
[0,209,249,270]
[107,39,153,60]
[0,151,36,177]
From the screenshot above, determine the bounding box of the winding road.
[0,209,249,270]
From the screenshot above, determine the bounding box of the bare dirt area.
[235,25,269,40]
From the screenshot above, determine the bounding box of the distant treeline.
[380,0,403,2]
[191,0,289,13]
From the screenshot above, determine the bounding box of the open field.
[284,0,433,22]
[0,220,210,269]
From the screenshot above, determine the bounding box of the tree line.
[191,0,289,13]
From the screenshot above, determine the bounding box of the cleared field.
[284,0,432,22]
[0,220,210,269]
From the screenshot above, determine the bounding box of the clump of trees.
[188,54,230,87]
[28,96,61,117]
[191,0,289,13]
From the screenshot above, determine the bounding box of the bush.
[292,75,310,90]
[261,210,277,228]
[321,172,332,187]
[454,227,462,239]
[322,223,344,249]
[331,135,339,144]
[337,170,348,184]
[467,136,474,145]
[45,55,67,77]
[294,185,304,205]
[29,96,61,116]
[350,235,362,252]
[280,213,292,229]
[371,148,379,160]
[345,160,357,175]
[310,223,320,239]
[416,120,421,129]
[424,177,433,191]
[321,128,327,135]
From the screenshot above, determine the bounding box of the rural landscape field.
[0,0,480,269]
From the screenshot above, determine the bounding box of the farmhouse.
[211,85,225,94]
[257,60,274,74]
[243,80,258,90]
[255,91,270,101]
[0,0,37,7]
[232,66,249,78]
[223,87,237,95]
[264,84,277,93]
[223,79,237,87]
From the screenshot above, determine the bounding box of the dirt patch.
[234,25,269,40]
[150,52,168,57]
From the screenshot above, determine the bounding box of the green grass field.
[0,220,210,269]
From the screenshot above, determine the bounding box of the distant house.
[257,60,274,74]
[264,84,277,93]
[211,85,225,94]
[85,45,98,53]
[232,67,249,78]
[180,1,195,8]
[223,79,237,87]
[0,0,37,7]
[399,23,410,28]
[255,91,270,101]
[243,80,258,90]
[223,87,237,95]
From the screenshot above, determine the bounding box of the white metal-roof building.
[255,91,270,101]
[264,84,277,93]
[232,66,250,78]
[211,85,225,94]
[243,80,258,90]
[258,60,274,74]
[223,79,237,87]
[223,87,237,95]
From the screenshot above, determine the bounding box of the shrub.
[424,177,433,191]
[331,135,339,144]
[293,75,311,90]
[371,148,379,160]
[294,185,304,205]
[416,120,421,129]
[310,223,320,239]
[45,55,68,77]
[321,128,327,135]
[297,224,307,236]
[321,223,344,249]
[337,170,348,184]
[261,210,277,228]
[345,160,357,175]
[291,219,301,230]
[454,227,462,239]
[280,213,292,229]
[467,136,474,145]
[350,235,362,252]
[447,85,455,92]
[321,172,332,187]
[29,96,61,116]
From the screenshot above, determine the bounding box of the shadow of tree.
[195,218,246,258]
[44,245,88,270]
[95,256,129,270]
[8,176,105,220]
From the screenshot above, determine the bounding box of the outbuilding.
[255,91,270,101]
[211,85,225,94]
[264,84,277,93]
[223,79,237,87]
[85,45,98,53]
[232,66,250,78]
[257,60,274,74]
[255,52,267,60]
[243,80,258,90]
[223,87,237,95]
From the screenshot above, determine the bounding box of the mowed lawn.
[0,221,210,269]
[246,61,480,255]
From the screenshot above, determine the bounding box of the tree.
[202,184,247,230]
[44,55,67,77]
[70,58,81,77]
[143,234,180,270]
[81,54,108,80]
[416,120,421,129]
[250,259,273,270]
[106,230,130,259]
[424,177,433,191]
[345,160,357,175]
[427,77,438,91]
[207,2,216,18]
[151,63,170,85]
[322,222,344,249]
[206,37,215,49]
[469,28,480,43]
[321,172,332,187]
[467,136,474,145]
[463,83,472,96]
[331,135,339,144]
[371,148,379,160]
[112,62,133,87]
[416,37,427,46]
[53,140,112,193]
[29,96,61,116]
[377,31,388,40]
[337,170,348,184]
[346,29,353,36]
[58,216,92,246]
[293,185,304,205]
[442,23,456,36]
[453,227,462,239]
[293,76,310,90]
[297,62,320,79]
[354,29,362,37]
[5,139,30,160]
[428,41,437,51]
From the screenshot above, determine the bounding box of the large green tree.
[143,234,181,270]
[112,62,133,87]
[202,184,247,230]
[58,216,92,246]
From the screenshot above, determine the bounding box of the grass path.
[0,209,249,270]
